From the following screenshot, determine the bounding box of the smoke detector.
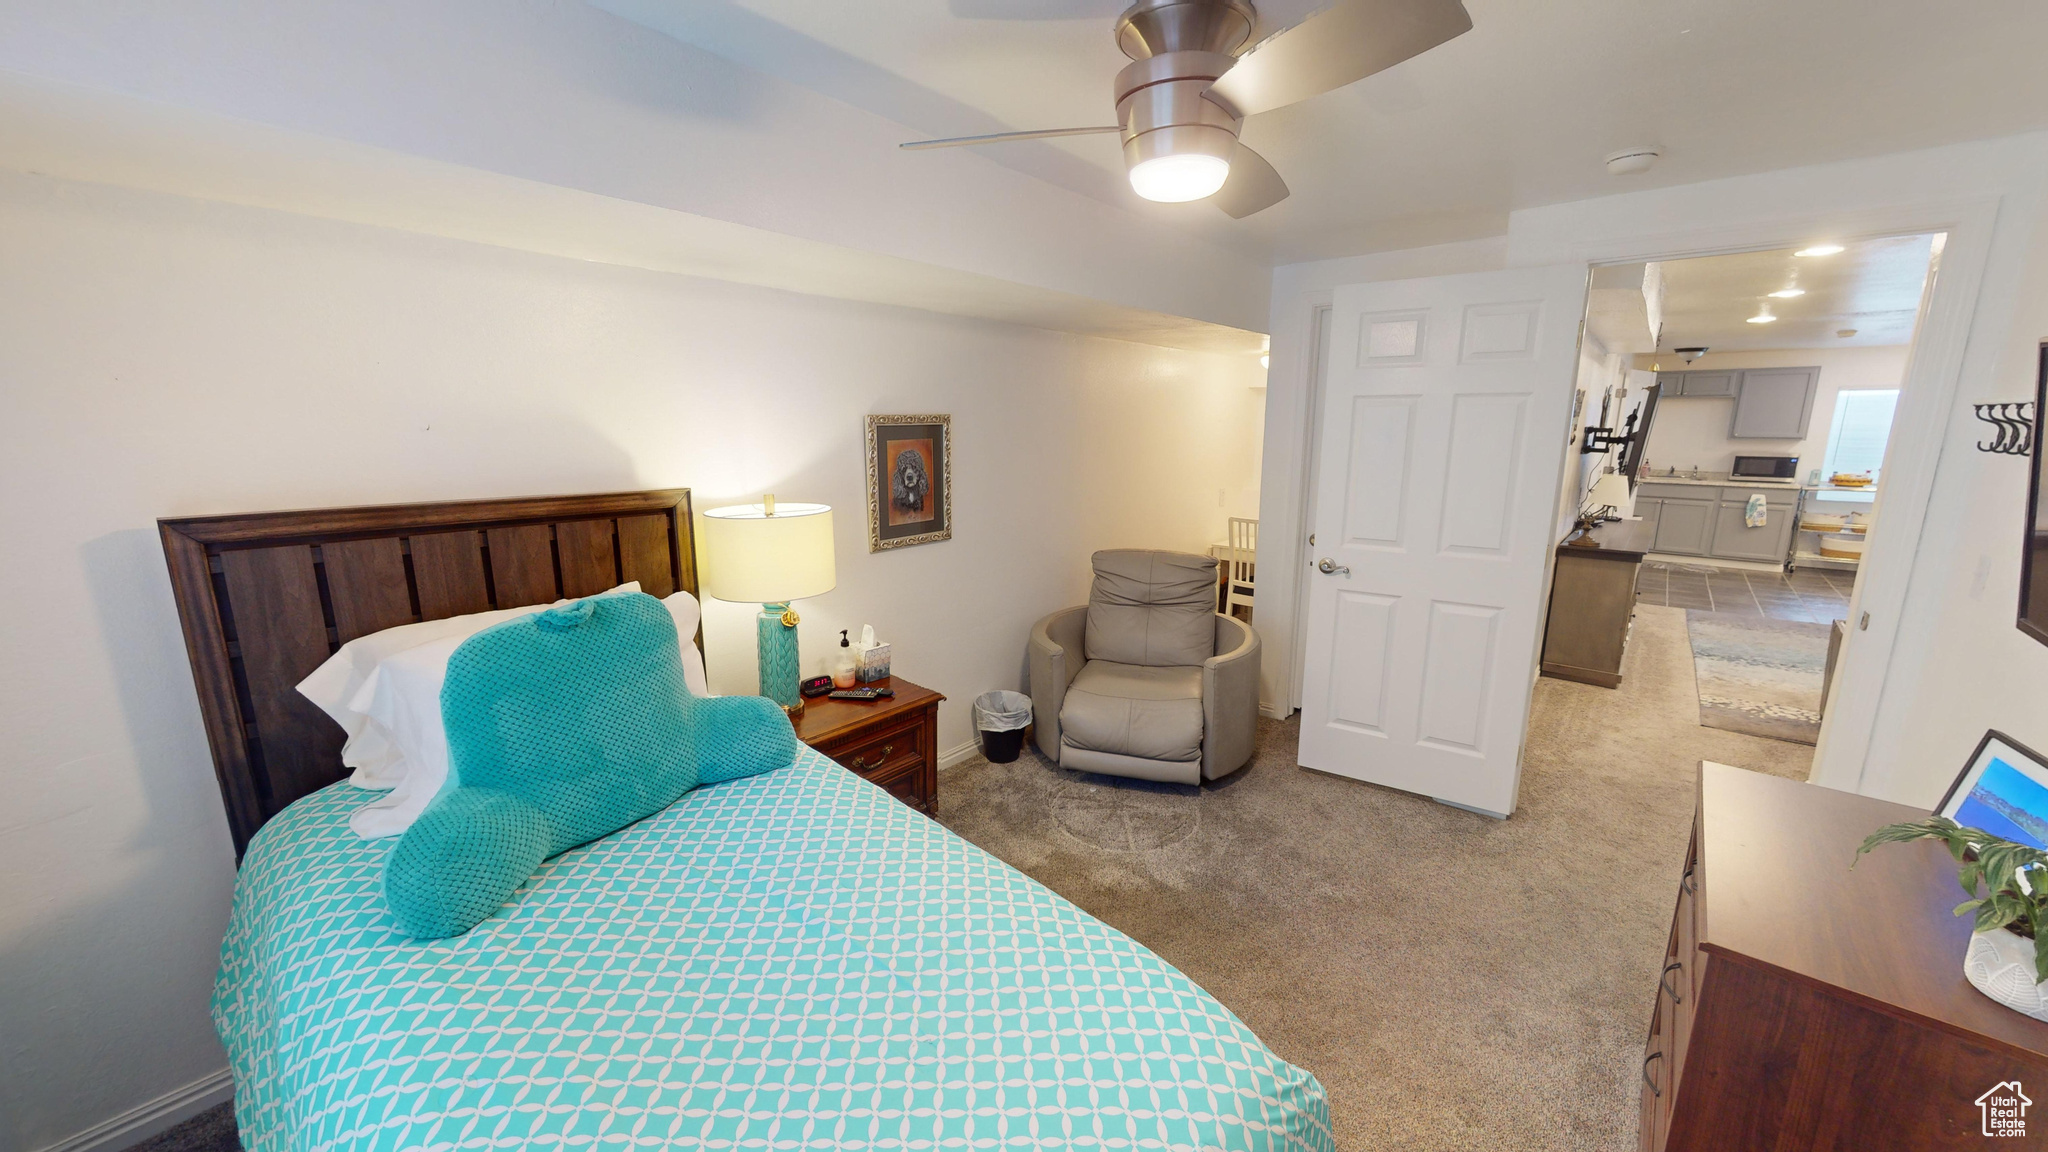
[1674,346,1710,363]
[1605,147,1661,176]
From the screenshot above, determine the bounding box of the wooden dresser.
[792,676,942,814]
[1542,518,1654,688]
[1643,763,2048,1150]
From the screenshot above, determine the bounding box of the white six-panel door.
[1296,266,1588,817]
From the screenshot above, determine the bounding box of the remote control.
[828,687,894,701]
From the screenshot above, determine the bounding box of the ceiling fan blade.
[1206,0,1472,119]
[900,126,1121,150]
[947,0,1122,17]
[1214,142,1289,218]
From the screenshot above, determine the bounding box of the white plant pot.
[1964,929,2048,1021]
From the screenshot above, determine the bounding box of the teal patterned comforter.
[215,749,1332,1151]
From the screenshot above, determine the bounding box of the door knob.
[1317,558,1351,577]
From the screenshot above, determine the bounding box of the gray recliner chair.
[1028,549,1261,785]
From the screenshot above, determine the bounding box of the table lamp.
[1566,472,1633,548]
[698,496,836,717]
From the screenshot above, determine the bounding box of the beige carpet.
[937,604,1812,1152]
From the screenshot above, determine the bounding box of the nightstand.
[792,676,944,813]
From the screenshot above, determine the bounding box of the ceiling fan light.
[1130,152,1232,202]
[1123,123,1237,204]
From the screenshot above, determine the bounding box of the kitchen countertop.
[1637,474,1802,489]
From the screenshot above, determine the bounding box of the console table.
[1541,518,1655,688]
[1643,763,2048,1149]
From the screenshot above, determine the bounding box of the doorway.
[1552,235,1941,768]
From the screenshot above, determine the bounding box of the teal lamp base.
[757,602,803,718]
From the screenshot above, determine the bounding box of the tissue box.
[857,642,892,683]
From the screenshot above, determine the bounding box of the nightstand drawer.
[818,716,931,812]
[816,714,924,773]
[793,678,943,815]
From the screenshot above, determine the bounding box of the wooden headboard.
[160,489,695,857]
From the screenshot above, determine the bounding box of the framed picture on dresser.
[1936,729,2048,850]
[866,413,951,552]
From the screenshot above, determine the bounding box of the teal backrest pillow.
[382,591,797,938]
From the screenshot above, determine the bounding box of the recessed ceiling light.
[1747,310,1777,324]
[1768,288,1805,298]
[1795,244,1845,257]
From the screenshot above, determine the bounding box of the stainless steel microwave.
[1731,455,1799,480]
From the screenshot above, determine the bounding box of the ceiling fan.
[900,0,1473,218]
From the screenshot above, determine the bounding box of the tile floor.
[1633,562,1854,624]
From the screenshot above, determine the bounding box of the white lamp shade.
[698,502,836,604]
[1588,473,1632,509]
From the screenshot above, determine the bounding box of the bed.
[163,490,1332,1151]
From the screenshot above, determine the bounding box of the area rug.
[1685,610,1828,744]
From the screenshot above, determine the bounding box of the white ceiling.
[1652,235,1935,353]
[0,69,1267,356]
[602,0,2048,264]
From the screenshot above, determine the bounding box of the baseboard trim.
[1258,702,1292,720]
[37,1068,233,1152]
[938,739,980,769]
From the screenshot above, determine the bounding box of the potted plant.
[1859,817,2048,1020]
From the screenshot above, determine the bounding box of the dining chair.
[1226,517,1257,620]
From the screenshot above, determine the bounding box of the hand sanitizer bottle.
[832,629,858,689]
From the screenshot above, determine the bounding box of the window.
[1819,389,1898,503]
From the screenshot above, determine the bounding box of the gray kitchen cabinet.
[1707,500,1797,562]
[1730,366,1819,439]
[1654,370,1741,397]
[1634,481,1799,565]
[1651,497,1715,555]
[1634,497,1663,535]
[1679,370,1741,398]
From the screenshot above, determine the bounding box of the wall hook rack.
[1973,401,2036,456]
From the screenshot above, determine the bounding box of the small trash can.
[972,690,1033,764]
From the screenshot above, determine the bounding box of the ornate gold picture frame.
[866,414,952,552]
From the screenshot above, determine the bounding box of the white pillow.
[296,592,610,790]
[340,590,709,839]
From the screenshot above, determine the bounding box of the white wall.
[1851,211,2048,805]
[1255,133,2048,816]
[1558,336,1630,541]
[0,170,1264,1152]
[1636,346,1911,484]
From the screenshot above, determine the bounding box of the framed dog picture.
[866,414,951,552]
